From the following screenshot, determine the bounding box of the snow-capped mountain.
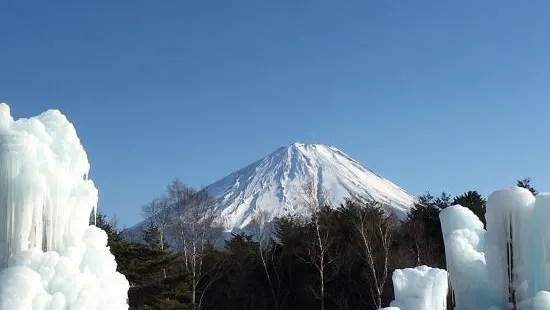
[124,142,416,239]
[206,142,416,231]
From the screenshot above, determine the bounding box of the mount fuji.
[207,142,416,231]
[124,142,417,239]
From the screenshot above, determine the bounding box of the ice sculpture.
[0,103,129,309]
[389,265,448,310]
[440,205,490,309]
[485,188,535,308]
[440,187,550,310]
[385,187,550,310]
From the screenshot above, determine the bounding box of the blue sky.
[2,1,550,227]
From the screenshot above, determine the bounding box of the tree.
[400,216,437,266]
[92,210,177,306]
[142,220,169,251]
[120,242,181,308]
[250,209,290,310]
[452,190,486,226]
[418,192,435,207]
[93,210,123,244]
[340,200,394,309]
[142,193,173,280]
[433,192,453,209]
[168,181,223,309]
[404,195,446,268]
[517,178,537,196]
[295,179,339,310]
[142,193,173,252]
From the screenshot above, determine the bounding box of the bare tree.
[350,201,394,309]
[168,180,223,309]
[295,178,339,310]
[142,194,172,251]
[405,219,427,266]
[142,193,173,279]
[401,219,441,267]
[250,209,290,310]
[251,209,276,301]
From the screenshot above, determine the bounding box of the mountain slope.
[206,142,416,230]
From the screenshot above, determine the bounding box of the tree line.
[95,177,537,310]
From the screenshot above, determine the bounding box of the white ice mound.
[0,103,129,309]
[389,265,448,310]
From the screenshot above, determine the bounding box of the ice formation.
[439,187,550,310]
[389,265,448,310]
[440,205,489,309]
[0,103,129,309]
[385,187,550,310]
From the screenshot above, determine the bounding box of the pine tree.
[433,192,452,209]
[142,220,168,251]
[417,192,435,207]
[405,195,446,268]
[452,191,486,226]
[122,242,181,308]
[517,178,537,196]
[93,210,123,244]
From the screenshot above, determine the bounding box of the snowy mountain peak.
[206,143,416,231]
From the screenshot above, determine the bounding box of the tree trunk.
[192,241,197,308]
[316,220,325,310]
[260,248,279,310]
[160,231,167,279]
[320,267,325,310]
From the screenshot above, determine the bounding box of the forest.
[96,178,537,310]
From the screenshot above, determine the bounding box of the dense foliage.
[95,178,535,310]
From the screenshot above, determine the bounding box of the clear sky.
[2,1,550,227]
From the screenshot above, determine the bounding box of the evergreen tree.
[517,177,537,195]
[92,212,184,309]
[452,190,486,226]
[404,195,446,268]
[433,192,452,209]
[123,242,182,309]
[142,220,168,251]
[417,192,435,207]
[94,210,123,244]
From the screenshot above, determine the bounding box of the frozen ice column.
[0,103,129,310]
[485,187,535,308]
[439,205,491,310]
[0,103,97,268]
[530,194,550,295]
[389,265,448,310]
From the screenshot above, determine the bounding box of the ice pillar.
[485,187,535,308]
[390,265,448,310]
[439,205,490,310]
[531,195,550,295]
